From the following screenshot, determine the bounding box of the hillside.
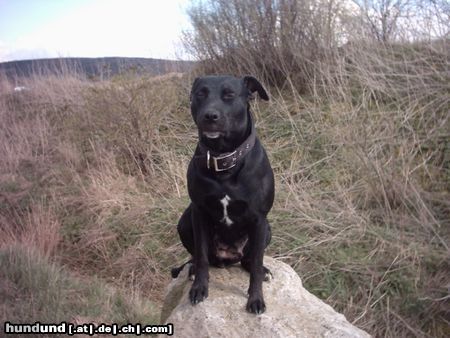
[0,62,448,336]
[0,1,449,335]
[0,57,195,80]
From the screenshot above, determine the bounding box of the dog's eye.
[196,91,207,99]
[223,90,235,100]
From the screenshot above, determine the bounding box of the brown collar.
[194,118,256,172]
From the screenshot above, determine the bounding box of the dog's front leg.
[243,218,268,314]
[189,205,209,304]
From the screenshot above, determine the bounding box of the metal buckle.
[212,151,237,172]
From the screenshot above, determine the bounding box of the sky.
[0,0,192,62]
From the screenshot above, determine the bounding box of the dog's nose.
[204,111,219,121]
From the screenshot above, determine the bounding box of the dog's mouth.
[202,131,223,139]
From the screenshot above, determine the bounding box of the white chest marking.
[220,195,233,226]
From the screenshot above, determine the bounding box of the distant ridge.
[0,57,195,79]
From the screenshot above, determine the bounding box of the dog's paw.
[189,282,208,305]
[246,296,266,314]
[263,266,273,282]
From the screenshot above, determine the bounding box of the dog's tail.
[171,259,193,278]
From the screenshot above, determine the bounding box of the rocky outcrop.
[161,256,370,338]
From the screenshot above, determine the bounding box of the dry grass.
[0,244,159,333]
[0,37,449,337]
[183,3,449,333]
[0,199,61,257]
[256,87,449,336]
[0,72,184,328]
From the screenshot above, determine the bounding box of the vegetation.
[0,245,158,327]
[183,2,449,334]
[1,0,449,337]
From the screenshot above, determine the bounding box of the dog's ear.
[190,77,200,102]
[243,76,269,101]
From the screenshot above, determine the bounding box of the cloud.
[1,0,191,62]
[0,40,50,62]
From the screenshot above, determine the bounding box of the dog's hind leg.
[241,222,273,281]
[177,205,195,255]
[171,205,196,278]
[171,259,193,278]
[241,258,273,282]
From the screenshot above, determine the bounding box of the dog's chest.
[219,194,233,226]
[206,191,253,227]
[211,194,249,263]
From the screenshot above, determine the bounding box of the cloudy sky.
[0,0,191,62]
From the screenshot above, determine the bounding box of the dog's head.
[190,75,268,151]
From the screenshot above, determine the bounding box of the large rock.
[161,256,370,338]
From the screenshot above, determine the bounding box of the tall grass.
[1,4,449,334]
[0,71,188,326]
[0,245,159,329]
[1,58,448,336]
[182,1,449,336]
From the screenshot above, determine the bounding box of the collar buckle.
[212,151,237,172]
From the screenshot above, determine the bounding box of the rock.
[161,256,370,338]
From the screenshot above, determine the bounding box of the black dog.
[172,75,274,314]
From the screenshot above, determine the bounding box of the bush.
[184,0,348,91]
